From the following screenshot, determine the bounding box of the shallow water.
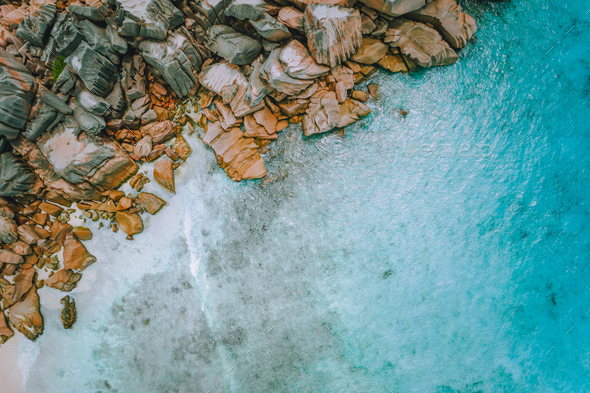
[18,0,590,392]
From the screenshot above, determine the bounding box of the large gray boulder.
[0,152,38,197]
[407,0,476,49]
[15,4,56,48]
[224,0,267,20]
[115,0,184,40]
[50,13,85,58]
[0,49,37,139]
[206,25,261,65]
[0,207,18,244]
[386,18,458,68]
[69,5,105,22]
[303,5,362,68]
[359,0,433,17]
[139,30,202,97]
[65,41,117,97]
[74,19,119,65]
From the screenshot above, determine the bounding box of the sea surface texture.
[20,0,590,392]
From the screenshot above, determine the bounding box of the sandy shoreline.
[0,332,26,393]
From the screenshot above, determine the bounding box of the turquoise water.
[20,1,590,392]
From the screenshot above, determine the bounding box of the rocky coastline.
[0,0,478,348]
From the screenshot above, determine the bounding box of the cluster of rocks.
[0,0,478,345]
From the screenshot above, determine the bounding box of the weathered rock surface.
[115,0,184,40]
[0,49,37,139]
[261,48,314,96]
[249,13,292,43]
[115,211,143,236]
[65,41,117,97]
[278,7,304,31]
[154,158,175,193]
[279,40,331,80]
[338,98,371,127]
[303,5,362,68]
[0,152,38,197]
[203,121,266,181]
[139,30,202,97]
[63,232,96,271]
[377,52,408,72]
[206,25,261,65]
[134,192,167,214]
[407,0,476,49]
[350,37,388,64]
[69,5,105,22]
[302,89,341,136]
[0,312,13,344]
[224,0,267,21]
[16,4,56,47]
[45,269,82,292]
[7,287,43,341]
[0,249,23,264]
[0,207,18,243]
[386,19,458,68]
[140,120,176,144]
[360,0,433,17]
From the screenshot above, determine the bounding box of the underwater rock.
[134,192,167,215]
[60,295,76,329]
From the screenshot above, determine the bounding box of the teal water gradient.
[22,1,590,392]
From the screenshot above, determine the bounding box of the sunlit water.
[19,1,590,392]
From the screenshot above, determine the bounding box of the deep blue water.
[18,1,590,392]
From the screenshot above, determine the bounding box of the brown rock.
[45,269,82,292]
[335,81,347,103]
[253,106,278,135]
[38,201,63,217]
[154,159,176,194]
[351,37,388,64]
[133,136,153,160]
[7,287,43,341]
[173,135,192,161]
[115,211,144,236]
[338,98,372,128]
[275,120,289,132]
[3,268,35,307]
[407,0,477,49]
[377,53,408,73]
[105,190,125,202]
[31,213,48,226]
[63,233,96,271]
[50,221,73,246]
[72,227,92,241]
[130,173,150,192]
[0,312,13,344]
[352,90,370,102]
[140,121,176,144]
[203,122,266,181]
[0,250,23,265]
[134,192,167,215]
[368,83,380,98]
[10,241,32,256]
[116,197,133,211]
[302,90,341,136]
